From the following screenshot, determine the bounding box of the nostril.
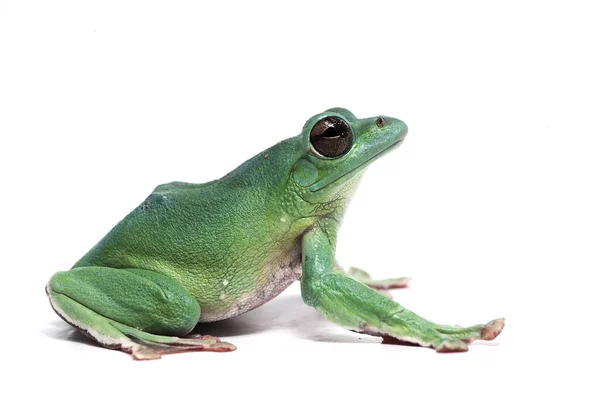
[376,117,385,128]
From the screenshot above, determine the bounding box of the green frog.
[46,108,504,359]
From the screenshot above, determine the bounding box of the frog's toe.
[435,339,469,353]
[130,334,236,360]
[365,277,411,290]
[480,318,505,341]
[182,334,237,351]
[130,345,162,361]
[175,334,237,351]
[380,332,468,352]
[434,317,505,344]
[348,266,411,290]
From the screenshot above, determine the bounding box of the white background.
[1,1,598,398]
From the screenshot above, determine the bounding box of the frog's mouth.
[308,138,404,192]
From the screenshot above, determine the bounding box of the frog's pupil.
[310,116,352,158]
[323,127,342,138]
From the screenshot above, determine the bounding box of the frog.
[46,108,504,360]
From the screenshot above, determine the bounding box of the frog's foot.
[303,224,504,354]
[359,317,505,353]
[348,266,411,290]
[353,311,504,353]
[433,317,506,344]
[46,266,236,360]
[124,332,236,360]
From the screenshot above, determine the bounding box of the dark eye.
[309,116,353,158]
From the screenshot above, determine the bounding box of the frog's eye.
[309,116,353,158]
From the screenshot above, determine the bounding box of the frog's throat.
[308,138,404,192]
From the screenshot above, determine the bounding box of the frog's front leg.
[301,222,504,352]
[46,267,235,360]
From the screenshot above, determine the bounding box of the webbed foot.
[380,317,505,352]
[127,333,236,360]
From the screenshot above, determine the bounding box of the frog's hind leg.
[46,266,235,360]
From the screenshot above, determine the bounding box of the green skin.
[47,108,504,360]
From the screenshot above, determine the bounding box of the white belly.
[198,244,303,322]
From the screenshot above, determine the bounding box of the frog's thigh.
[47,267,234,359]
[48,266,199,335]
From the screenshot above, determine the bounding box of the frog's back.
[74,178,254,270]
[72,137,309,321]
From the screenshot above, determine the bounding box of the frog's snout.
[393,118,409,140]
[377,116,408,143]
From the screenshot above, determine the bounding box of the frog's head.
[290,107,408,213]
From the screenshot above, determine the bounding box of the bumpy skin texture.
[72,137,314,322]
[46,108,504,359]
